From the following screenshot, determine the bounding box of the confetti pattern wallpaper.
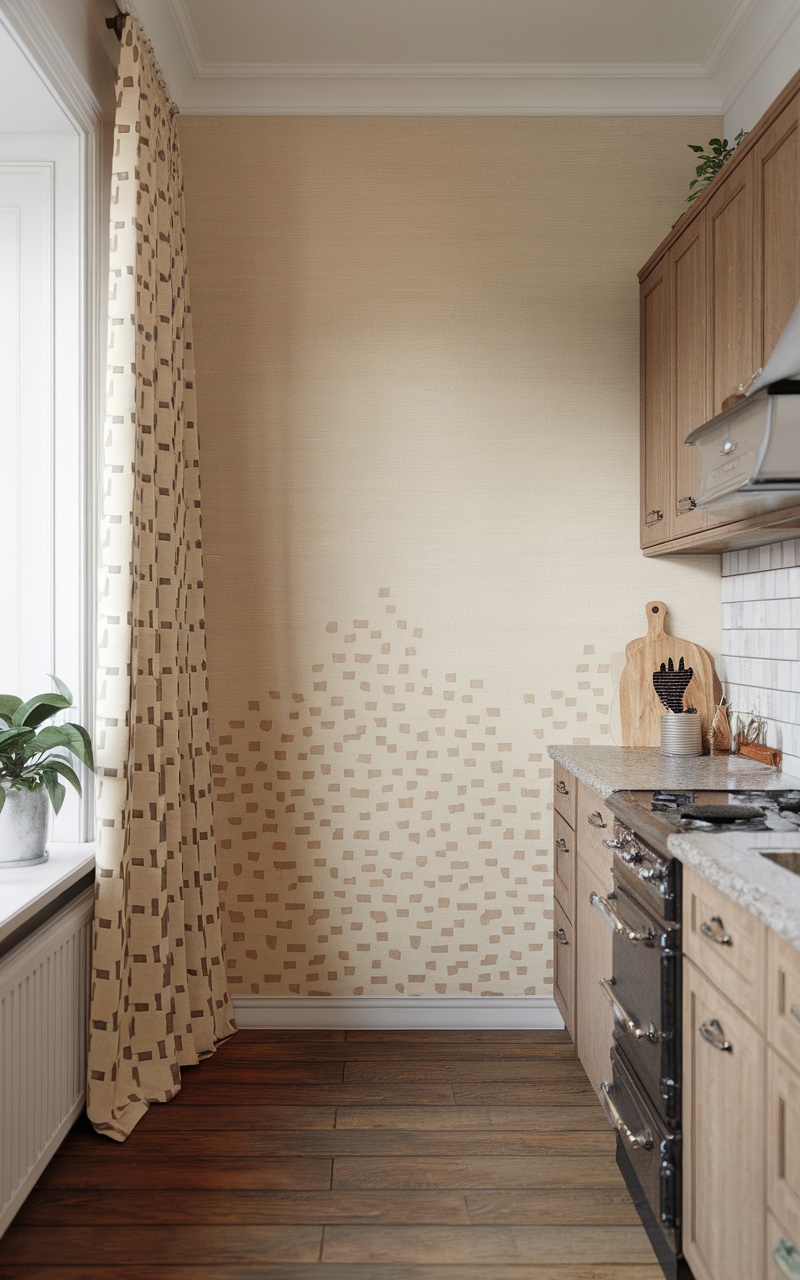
[180,116,722,999]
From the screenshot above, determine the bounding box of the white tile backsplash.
[721,536,800,777]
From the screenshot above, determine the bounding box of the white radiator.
[0,887,93,1236]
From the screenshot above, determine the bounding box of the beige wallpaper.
[179,116,722,1000]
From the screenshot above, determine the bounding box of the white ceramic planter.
[0,783,50,866]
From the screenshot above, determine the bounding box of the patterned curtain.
[88,17,236,1142]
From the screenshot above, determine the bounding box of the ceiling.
[131,0,800,115]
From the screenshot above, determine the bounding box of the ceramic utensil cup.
[660,713,702,757]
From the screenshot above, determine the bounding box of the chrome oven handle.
[699,1018,732,1052]
[700,915,732,946]
[599,978,660,1042]
[588,811,607,829]
[600,1081,653,1150]
[589,892,655,944]
[773,1237,800,1278]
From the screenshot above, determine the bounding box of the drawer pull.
[589,892,656,944]
[599,977,660,1042]
[600,1081,653,1150]
[773,1238,800,1278]
[588,811,608,830]
[791,1004,800,1026]
[699,1018,732,1052]
[556,780,569,796]
[555,837,569,855]
[699,916,732,946]
[677,495,697,513]
[556,928,569,946]
[646,509,664,525]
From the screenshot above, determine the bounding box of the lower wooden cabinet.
[768,1048,800,1249]
[553,897,574,1039]
[683,956,766,1280]
[574,854,614,1099]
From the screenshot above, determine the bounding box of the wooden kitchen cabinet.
[639,68,800,556]
[682,956,766,1280]
[551,769,614,1102]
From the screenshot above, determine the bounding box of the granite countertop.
[547,744,800,800]
[548,744,800,949]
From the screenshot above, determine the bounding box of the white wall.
[722,0,800,136]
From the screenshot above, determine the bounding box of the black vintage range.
[596,788,800,1280]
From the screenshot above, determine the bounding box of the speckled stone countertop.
[548,744,800,949]
[546,744,799,800]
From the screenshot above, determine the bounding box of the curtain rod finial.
[105,13,124,40]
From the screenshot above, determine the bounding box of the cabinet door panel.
[574,856,614,1101]
[755,94,800,369]
[640,259,672,548]
[671,215,708,536]
[708,150,756,416]
[683,957,766,1280]
[768,1048,800,1245]
[553,898,575,1040]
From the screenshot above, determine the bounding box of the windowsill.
[0,841,96,956]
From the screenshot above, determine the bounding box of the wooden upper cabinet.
[707,149,757,417]
[754,92,800,370]
[640,258,673,548]
[670,214,709,536]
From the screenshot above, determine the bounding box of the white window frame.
[0,1,107,846]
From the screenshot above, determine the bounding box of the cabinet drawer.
[769,931,800,1066]
[683,864,767,1031]
[553,898,574,1040]
[553,762,577,827]
[553,811,575,922]
[769,1048,800,1245]
[576,783,614,892]
[767,1210,800,1280]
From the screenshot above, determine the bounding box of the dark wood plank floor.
[0,1030,661,1279]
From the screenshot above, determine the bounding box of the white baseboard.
[232,996,563,1031]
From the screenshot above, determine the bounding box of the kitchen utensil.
[618,602,722,749]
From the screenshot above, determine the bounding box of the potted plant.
[0,677,94,868]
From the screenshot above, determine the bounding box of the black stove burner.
[679,803,765,825]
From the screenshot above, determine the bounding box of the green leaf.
[42,769,66,816]
[0,726,36,751]
[688,144,705,152]
[12,693,72,729]
[48,675,73,706]
[0,695,23,725]
[29,723,94,771]
[709,137,723,148]
[44,758,82,797]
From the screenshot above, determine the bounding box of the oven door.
[604,882,680,1124]
[603,1045,687,1279]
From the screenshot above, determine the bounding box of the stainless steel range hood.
[685,383,800,505]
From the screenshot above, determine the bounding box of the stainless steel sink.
[757,850,800,876]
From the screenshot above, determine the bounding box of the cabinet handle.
[556,779,569,795]
[646,509,664,525]
[555,837,569,855]
[699,1018,732,1052]
[773,1238,800,1278]
[790,1004,800,1026]
[699,916,732,946]
[590,892,656,944]
[588,811,607,829]
[600,1081,653,1150]
[599,977,660,1042]
[556,928,569,946]
[677,495,697,512]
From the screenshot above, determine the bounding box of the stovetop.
[606,788,800,857]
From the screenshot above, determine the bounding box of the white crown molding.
[0,0,102,131]
[701,0,760,74]
[232,996,563,1030]
[714,0,800,117]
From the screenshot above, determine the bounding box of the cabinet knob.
[699,916,732,946]
[556,780,569,796]
[556,928,569,946]
[588,811,607,829]
[699,1018,732,1052]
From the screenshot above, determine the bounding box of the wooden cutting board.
[619,601,722,749]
